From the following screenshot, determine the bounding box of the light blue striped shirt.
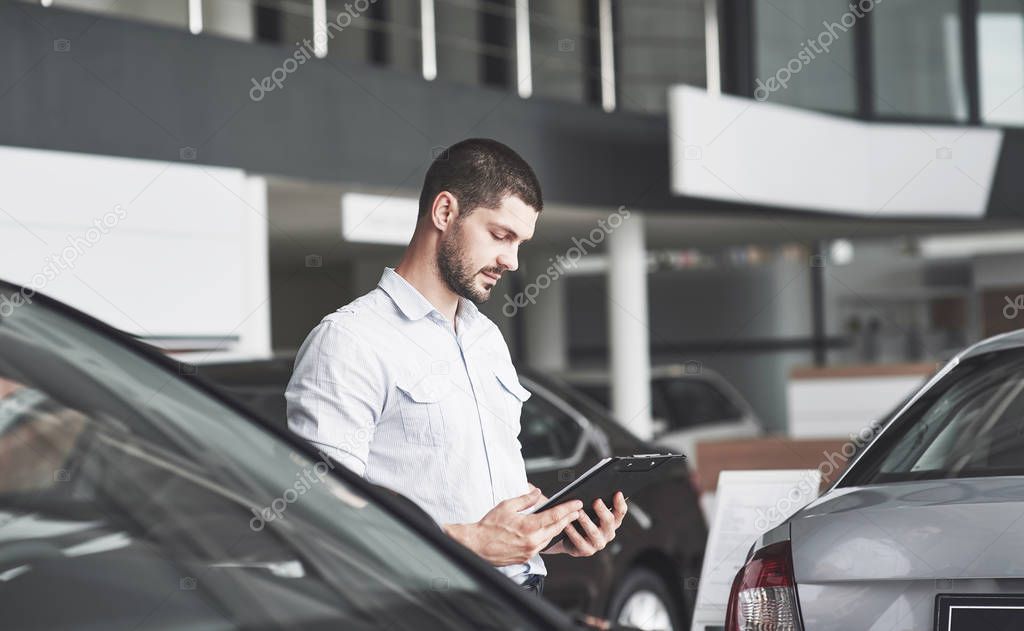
[285,267,545,583]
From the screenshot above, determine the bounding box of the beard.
[437,220,500,304]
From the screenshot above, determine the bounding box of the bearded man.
[285,138,627,596]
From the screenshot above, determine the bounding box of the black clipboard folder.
[526,453,685,549]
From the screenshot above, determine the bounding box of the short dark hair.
[418,138,543,219]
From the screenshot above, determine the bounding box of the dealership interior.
[4,1,1024,630]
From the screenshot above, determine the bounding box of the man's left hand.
[529,484,628,557]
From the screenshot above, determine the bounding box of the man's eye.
[492,233,506,241]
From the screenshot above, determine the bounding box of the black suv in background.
[201,359,708,631]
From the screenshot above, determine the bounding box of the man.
[286,138,627,596]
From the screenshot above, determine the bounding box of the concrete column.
[607,212,652,439]
[522,255,568,372]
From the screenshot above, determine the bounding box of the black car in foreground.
[201,358,708,630]
[0,280,625,631]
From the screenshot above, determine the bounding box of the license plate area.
[936,594,1024,630]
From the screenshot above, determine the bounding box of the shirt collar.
[378,267,482,328]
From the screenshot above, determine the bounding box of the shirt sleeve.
[285,318,384,477]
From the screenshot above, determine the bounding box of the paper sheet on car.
[690,469,820,631]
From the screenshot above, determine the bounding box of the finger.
[594,499,616,533]
[504,487,542,512]
[613,492,628,524]
[577,510,606,549]
[563,518,593,556]
[594,501,617,541]
[536,509,581,543]
[535,499,584,527]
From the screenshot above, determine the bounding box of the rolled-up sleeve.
[285,319,384,477]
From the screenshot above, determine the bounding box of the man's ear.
[430,191,459,232]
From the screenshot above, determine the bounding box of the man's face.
[437,194,537,304]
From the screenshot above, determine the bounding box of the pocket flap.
[494,366,531,402]
[396,376,450,403]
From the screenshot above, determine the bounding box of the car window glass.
[0,290,542,631]
[574,383,610,410]
[569,382,671,423]
[861,350,1024,483]
[520,388,583,462]
[655,378,742,431]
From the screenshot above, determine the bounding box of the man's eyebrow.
[492,222,531,244]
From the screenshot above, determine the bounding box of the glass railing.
[529,0,600,105]
[44,0,189,29]
[25,0,716,115]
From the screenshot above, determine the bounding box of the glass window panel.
[235,0,315,47]
[435,0,514,89]
[979,0,1024,125]
[529,0,593,104]
[872,0,968,120]
[435,0,485,85]
[326,0,373,64]
[754,0,857,114]
[616,0,706,114]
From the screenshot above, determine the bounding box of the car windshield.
[0,289,543,630]
[852,349,1024,484]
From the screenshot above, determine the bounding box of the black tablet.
[527,453,685,549]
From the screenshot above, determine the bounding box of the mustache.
[479,267,504,276]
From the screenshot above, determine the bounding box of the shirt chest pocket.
[395,377,450,446]
[490,365,531,441]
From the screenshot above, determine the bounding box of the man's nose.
[497,249,518,273]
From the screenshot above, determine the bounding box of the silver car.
[725,330,1024,630]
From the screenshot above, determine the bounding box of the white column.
[607,212,652,439]
[515,0,532,98]
[704,0,721,96]
[523,256,568,372]
[238,175,272,358]
[188,0,203,34]
[313,0,328,58]
[598,0,616,112]
[421,0,438,80]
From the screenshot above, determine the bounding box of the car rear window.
[848,348,1024,484]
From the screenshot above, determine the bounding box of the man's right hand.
[444,488,582,566]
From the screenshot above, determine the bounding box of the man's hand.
[533,484,628,558]
[443,487,582,566]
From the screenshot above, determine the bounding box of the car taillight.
[725,540,802,631]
